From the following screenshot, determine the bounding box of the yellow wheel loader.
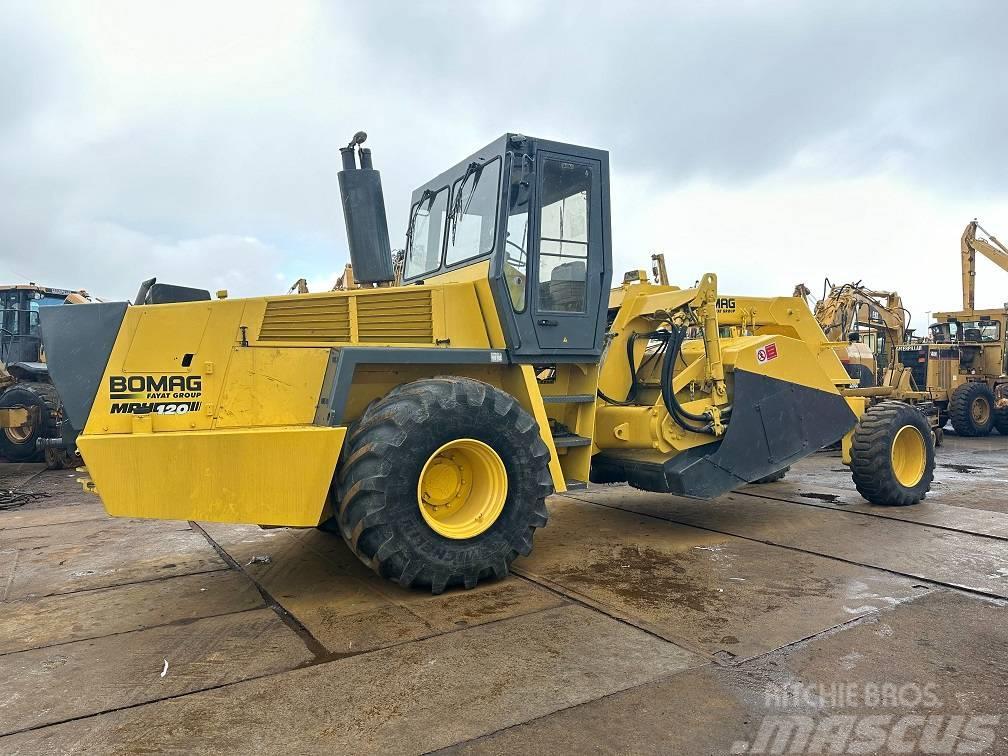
[39,133,935,593]
[0,284,92,468]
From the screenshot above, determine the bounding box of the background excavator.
[809,280,912,387]
[795,280,941,443]
[40,132,936,594]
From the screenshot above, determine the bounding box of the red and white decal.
[756,342,779,364]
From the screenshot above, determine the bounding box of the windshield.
[445,158,500,266]
[30,294,68,310]
[403,187,449,280]
[931,320,1001,343]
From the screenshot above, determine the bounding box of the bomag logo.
[716,297,736,313]
[108,374,203,415]
[110,375,202,394]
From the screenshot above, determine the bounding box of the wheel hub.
[417,439,507,539]
[5,415,34,444]
[971,396,990,425]
[890,425,926,488]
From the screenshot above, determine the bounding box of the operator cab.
[0,285,74,365]
[930,317,1002,344]
[402,134,612,360]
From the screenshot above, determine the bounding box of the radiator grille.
[258,290,434,344]
[896,346,928,391]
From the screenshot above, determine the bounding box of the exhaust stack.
[337,131,395,285]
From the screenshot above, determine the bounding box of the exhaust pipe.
[337,131,395,285]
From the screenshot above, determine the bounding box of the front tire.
[994,405,1008,436]
[0,382,61,463]
[753,466,789,484]
[949,382,995,437]
[331,377,552,593]
[43,446,76,470]
[850,401,934,506]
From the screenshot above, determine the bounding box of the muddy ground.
[1,435,1006,754]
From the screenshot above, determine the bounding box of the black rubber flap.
[38,301,128,431]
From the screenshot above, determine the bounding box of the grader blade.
[594,370,858,498]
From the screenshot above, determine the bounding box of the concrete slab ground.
[0,516,226,600]
[0,570,261,654]
[1,431,1006,754]
[442,589,1008,755]
[514,498,928,659]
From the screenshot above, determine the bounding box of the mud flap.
[38,302,128,435]
[592,370,858,498]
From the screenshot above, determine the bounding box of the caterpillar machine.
[896,220,1008,436]
[40,132,936,593]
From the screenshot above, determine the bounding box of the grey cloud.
[338,1,1007,189]
[1,1,1006,300]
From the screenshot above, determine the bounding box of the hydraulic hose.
[597,330,669,406]
[661,326,714,434]
[598,325,728,437]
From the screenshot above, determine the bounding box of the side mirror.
[510,179,531,208]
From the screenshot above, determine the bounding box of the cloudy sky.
[3,1,1007,326]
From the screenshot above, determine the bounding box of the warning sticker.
[756,343,779,364]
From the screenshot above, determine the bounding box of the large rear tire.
[331,377,552,593]
[949,382,995,437]
[0,382,61,463]
[850,401,934,506]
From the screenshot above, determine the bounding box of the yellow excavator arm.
[961,220,1008,312]
[812,282,907,348]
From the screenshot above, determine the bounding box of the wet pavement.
[1,434,1006,754]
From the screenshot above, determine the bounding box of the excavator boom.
[961,220,1008,312]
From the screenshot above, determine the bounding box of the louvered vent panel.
[357,290,434,344]
[258,290,434,344]
[259,297,351,342]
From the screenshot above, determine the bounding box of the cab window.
[445,158,501,267]
[403,187,449,280]
[537,160,590,313]
[960,320,1001,342]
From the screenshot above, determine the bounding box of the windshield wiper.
[448,161,484,243]
[405,188,434,250]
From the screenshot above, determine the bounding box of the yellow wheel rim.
[417,438,507,539]
[971,396,991,425]
[890,425,926,488]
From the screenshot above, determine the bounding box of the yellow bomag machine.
[40,133,935,593]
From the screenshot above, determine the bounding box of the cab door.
[530,152,604,352]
